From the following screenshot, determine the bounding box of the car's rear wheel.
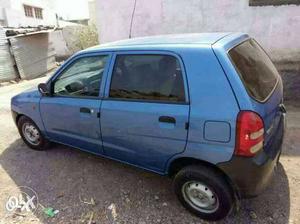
[173,165,234,221]
[17,116,49,150]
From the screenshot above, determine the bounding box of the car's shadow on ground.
[0,139,290,224]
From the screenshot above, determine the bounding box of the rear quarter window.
[229,39,279,102]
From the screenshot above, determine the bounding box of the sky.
[52,0,90,20]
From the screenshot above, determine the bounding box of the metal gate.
[9,32,56,80]
[0,27,18,82]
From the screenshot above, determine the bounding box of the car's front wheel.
[173,165,234,221]
[17,116,49,150]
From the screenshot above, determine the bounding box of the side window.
[109,54,186,102]
[54,55,108,97]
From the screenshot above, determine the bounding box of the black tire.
[17,116,50,150]
[173,165,234,221]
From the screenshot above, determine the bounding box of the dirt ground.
[0,72,300,224]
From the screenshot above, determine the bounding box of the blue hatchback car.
[11,33,286,221]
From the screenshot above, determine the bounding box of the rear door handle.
[159,116,176,124]
[80,107,91,114]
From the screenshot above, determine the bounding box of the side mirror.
[38,83,50,96]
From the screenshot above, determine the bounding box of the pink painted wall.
[95,0,300,62]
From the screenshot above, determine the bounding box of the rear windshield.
[229,39,279,102]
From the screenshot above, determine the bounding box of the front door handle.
[80,107,91,114]
[159,116,176,124]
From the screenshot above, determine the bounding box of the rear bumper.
[218,113,285,198]
[218,150,281,198]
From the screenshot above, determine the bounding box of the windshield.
[229,39,279,102]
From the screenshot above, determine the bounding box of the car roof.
[81,32,248,53]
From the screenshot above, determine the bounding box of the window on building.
[34,7,43,19]
[24,5,33,17]
[109,54,186,103]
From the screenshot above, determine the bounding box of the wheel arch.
[14,112,45,135]
[16,113,24,124]
[167,157,239,198]
[11,110,23,124]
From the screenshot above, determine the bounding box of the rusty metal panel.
[10,33,56,80]
[249,0,300,6]
[0,27,18,82]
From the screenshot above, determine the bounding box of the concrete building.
[95,0,300,64]
[0,0,58,82]
[0,0,57,27]
[0,0,92,82]
[0,0,90,28]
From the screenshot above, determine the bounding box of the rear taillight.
[235,111,264,157]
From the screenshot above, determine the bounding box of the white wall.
[1,0,57,27]
[53,0,89,21]
[50,24,95,61]
[95,0,300,62]
[0,0,11,23]
[49,30,70,59]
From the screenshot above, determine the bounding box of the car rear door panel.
[100,100,189,172]
[100,51,190,172]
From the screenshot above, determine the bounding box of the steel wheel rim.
[22,123,40,146]
[182,181,219,213]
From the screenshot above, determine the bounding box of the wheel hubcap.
[22,123,40,145]
[182,181,219,213]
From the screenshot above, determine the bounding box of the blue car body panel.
[11,88,45,134]
[38,52,113,154]
[100,50,190,173]
[100,100,189,173]
[40,97,103,154]
[169,45,239,168]
[11,32,284,176]
[213,33,284,159]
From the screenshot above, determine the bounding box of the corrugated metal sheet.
[10,33,56,79]
[0,27,18,82]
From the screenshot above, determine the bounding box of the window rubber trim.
[226,38,279,104]
[106,52,190,105]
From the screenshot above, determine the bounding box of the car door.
[100,52,190,172]
[40,54,111,154]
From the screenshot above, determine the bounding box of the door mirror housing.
[38,83,50,96]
